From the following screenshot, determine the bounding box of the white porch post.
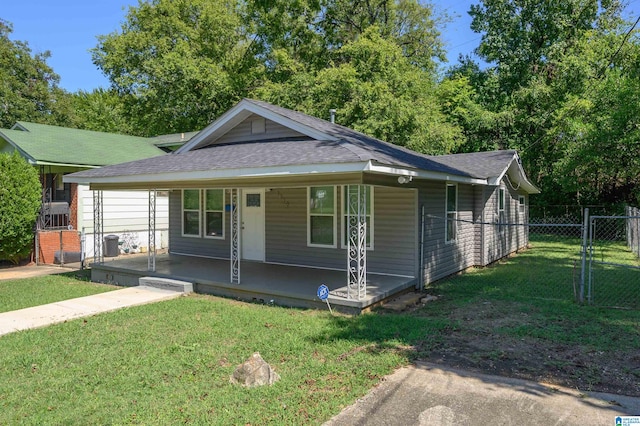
[93,190,104,264]
[347,185,367,300]
[230,188,241,284]
[148,189,156,272]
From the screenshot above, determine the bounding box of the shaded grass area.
[414,236,640,395]
[0,271,117,313]
[1,235,639,424]
[0,296,447,425]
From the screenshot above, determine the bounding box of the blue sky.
[4,1,637,93]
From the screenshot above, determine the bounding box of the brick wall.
[37,230,81,264]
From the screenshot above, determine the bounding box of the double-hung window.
[342,185,373,249]
[498,188,506,234]
[182,189,225,238]
[182,189,201,237]
[518,195,525,214]
[446,184,457,242]
[205,189,224,238]
[308,186,336,247]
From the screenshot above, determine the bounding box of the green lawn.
[0,295,445,425]
[0,237,638,424]
[0,270,117,313]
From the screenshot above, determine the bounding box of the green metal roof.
[0,122,166,167]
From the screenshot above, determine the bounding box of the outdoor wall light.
[397,176,413,184]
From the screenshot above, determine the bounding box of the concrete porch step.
[139,276,194,293]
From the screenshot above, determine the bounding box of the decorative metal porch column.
[93,190,104,264]
[346,185,367,300]
[230,188,241,284]
[148,189,156,272]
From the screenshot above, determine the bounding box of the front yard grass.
[0,270,117,313]
[1,235,638,424]
[0,294,447,425]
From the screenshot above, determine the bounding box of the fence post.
[59,230,64,267]
[579,208,589,304]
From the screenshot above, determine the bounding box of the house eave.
[64,161,374,186]
[34,161,100,169]
[366,164,489,186]
[489,153,540,194]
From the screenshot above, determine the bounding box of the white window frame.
[307,186,337,248]
[182,189,201,238]
[204,189,225,240]
[518,195,526,214]
[341,185,374,250]
[445,183,458,243]
[498,187,506,234]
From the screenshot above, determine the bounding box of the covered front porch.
[91,254,416,313]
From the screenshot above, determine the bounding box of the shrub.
[0,152,41,264]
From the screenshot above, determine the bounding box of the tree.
[92,0,449,135]
[70,88,134,135]
[461,0,638,210]
[469,0,623,92]
[92,0,256,136]
[0,19,73,128]
[0,152,42,264]
[255,29,464,154]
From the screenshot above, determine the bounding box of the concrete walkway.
[325,361,640,426]
[0,286,184,337]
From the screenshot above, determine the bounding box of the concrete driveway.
[325,362,640,426]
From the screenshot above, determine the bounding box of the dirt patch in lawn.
[404,299,640,398]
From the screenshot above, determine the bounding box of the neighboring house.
[65,99,539,312]
[0,122,176,263]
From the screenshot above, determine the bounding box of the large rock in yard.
[230,352,280,387]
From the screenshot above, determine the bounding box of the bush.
[0,152,41,264]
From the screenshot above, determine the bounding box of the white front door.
[241,189,265,261]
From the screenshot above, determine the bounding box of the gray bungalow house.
[65,99,539,312]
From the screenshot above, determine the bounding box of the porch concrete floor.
[91,253,416,312]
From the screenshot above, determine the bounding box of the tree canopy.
[0,19,73,129]
[2,0,640,210]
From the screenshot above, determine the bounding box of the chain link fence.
[437,207,640,310]
[525,217,585,303]
[587,209,640,309]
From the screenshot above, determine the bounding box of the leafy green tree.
[0,152,42,264]
[319,0,447,72]
[0,19,73,128]
[469,0,623,92]
[92,0,257,136]
[70,88,134,135]
[462,0,638,209]
[255,29,463,154]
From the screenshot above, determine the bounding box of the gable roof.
[65,99,539,194]
[0,122,166,168]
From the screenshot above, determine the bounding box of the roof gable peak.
[176,99,337,153]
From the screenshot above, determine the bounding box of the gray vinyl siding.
[419,181,478,284]
[266,186,417,277]
[168,191,230,258]
[482,179,529,265]
[168,185,416,277]
[213,114,304,145]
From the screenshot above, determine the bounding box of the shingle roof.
[241,99,516,178]
[0,122,166,167]
[66,99,536,193]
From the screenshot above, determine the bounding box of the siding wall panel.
[213,115,304,145]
